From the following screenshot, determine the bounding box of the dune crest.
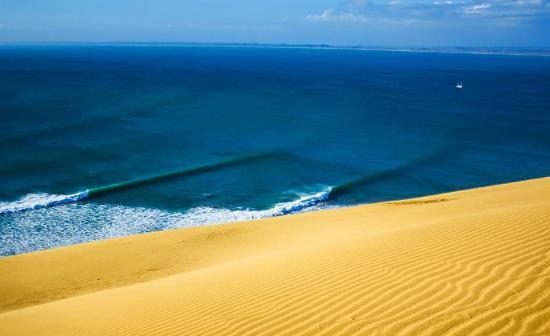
[1,178,549,335]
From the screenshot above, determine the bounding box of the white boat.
[456,82,463,89]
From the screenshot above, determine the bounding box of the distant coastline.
[2,41,550,57]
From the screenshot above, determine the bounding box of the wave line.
[0,152,275,215]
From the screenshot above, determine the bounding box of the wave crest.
[0,191,89,215]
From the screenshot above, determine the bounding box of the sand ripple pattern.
[0,178,549,335]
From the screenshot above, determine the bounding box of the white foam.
[0,191,89,215]
[0,187,335,256]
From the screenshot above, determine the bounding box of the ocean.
[1,44,549,256]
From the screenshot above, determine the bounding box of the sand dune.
[1,178,549,335]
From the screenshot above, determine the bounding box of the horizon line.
[1,41,550,56]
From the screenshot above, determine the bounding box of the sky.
[1,0,549,47]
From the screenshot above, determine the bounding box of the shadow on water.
[0,151,284,215]
[329,144,460,200]
[88,150,282,197]
[1,144,463,215]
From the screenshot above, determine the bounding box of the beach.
[1,177,549,335]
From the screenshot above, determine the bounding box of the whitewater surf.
[0,186,335,256]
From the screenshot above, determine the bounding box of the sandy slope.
[1,178,549,335]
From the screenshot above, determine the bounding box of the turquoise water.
[1,45,549,255]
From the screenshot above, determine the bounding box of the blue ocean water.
[1,45,549,255]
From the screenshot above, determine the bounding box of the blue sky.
[1,0,549,46]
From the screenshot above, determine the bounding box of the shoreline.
[1,177,549,335]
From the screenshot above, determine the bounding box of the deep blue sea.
[1,45,549,256]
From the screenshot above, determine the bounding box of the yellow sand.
[1,178,549,335]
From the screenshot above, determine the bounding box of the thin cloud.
[305,0,550,23]
[305,9,369,22]
[464,3,492,14]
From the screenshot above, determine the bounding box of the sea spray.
[270,187,332,216]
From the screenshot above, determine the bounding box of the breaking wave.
[0,191,90,215]
[0,187,335,256]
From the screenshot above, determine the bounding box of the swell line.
[0,151,276,215]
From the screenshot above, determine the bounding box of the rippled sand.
[1,177,549,335]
